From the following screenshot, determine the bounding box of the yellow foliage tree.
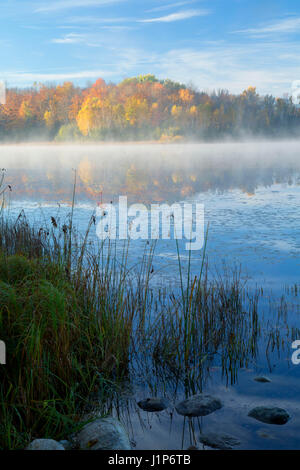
[44,110,55,128]
[179,88,194,103]
[76,97,101,136]
[19,100,33,120]
[124,96,148,126]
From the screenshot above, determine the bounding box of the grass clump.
[0,254,35,284]
[0,174,295,450]
[0,281,17,312]
[0,225,135,449]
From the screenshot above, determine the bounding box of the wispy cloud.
[52,33,85,44]
[101,25,134,31]
[65,16,131,24]
[140,9,210,23]
[35,0,124,13]
[154,42,300,95]
[146,1,195,13]
[51,33,108,47]
[4,39,300,96]
[5,4,300,97]
[234,16,300,36]
[3,69,115,83]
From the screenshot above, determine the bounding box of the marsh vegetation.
[0,140,299,450]
[0,197,298,449]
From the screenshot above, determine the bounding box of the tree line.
[0,74,299,142]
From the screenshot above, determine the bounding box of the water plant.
[0,173,298,449]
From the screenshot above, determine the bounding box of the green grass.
[0,209,139,448]
[0,171,298,449]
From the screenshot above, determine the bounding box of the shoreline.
[1,137,300,147]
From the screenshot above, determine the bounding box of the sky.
[1,0,300,95]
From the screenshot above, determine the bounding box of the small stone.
[77,417,131,450]
[137,398,169,412]
[26,439,65,450]
[248,406,290,425]
[199,432,241,450]
[254,376,271,383]
[59,440,73,450]
[176,394,222,417]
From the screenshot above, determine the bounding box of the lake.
[1,140,300,449]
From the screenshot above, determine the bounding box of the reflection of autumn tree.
[126,164,149,194]
[78,158,103,198]
[5,144,300,203]
[78,159,93,185]
[171,173,183,184]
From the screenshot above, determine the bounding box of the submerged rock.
[254,376,271,383]
[176,394,222,417]
[26,439,65,450]
[77,417,131,450]
[248,406,290,425]
[199,432,240,450]
[138,398,169,412]
[256,429,274,439]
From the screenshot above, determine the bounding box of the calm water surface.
[1,141,300,449]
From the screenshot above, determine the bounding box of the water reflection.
[2,142,300,449]
[93,290,300,450]
[2,142,300,291]
[1,141,300,203]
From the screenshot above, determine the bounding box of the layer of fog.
[1,140,300,203]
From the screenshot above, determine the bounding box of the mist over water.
[1,140,300,450]
[1,140,300,291]
[2,140,300,203]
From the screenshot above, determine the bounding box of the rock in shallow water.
[199,432,241,450]
[77,417,131,450]
[254,376,271,383]
[176,394,222,417]
[138,398,169,412]
[248,406,290,425]
[26,439,65,450]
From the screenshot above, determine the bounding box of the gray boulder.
[248,406,290,425]
[199,432,240,450]
[138,398,169,412]
[176,394,222,417]
[26,439,65,450]
[77,417,131,450]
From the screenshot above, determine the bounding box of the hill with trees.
[0,74,299,142]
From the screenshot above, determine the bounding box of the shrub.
[55,123,81,142]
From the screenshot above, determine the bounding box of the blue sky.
[1,0,300,95]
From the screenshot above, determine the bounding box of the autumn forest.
[1,74,300,142]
